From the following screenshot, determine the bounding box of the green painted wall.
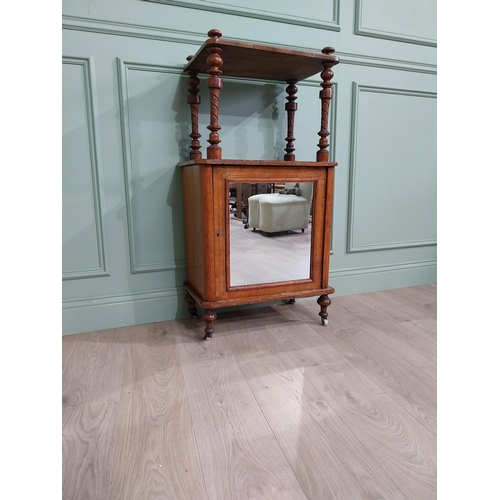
[62,0,437,334]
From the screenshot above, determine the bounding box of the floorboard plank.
[176,317,305,500]
[275,298,437,491]
[380,287,437,316]
[351,291,433,322]
[263,304,347,371]
[109,323,207,500]
[398,318,437,345]
[293,302,437,435]
[62,401,120,500]
[303,361,436,499]
[62,328,128,408]
[420,284,437,296]
[220,310,408,500]
[62,333,78,373]
[326,299,436,380]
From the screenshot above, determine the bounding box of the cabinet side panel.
[182,165,207,298]
[322,166,335,289]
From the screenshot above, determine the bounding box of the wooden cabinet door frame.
[213,165,330,302]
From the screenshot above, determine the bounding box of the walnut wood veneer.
[178,29,339,339]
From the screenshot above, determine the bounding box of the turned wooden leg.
[202,309,217,340]
[317,294,331,326]
[185,292,198,317]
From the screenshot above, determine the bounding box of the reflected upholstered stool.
[247,182,313,235]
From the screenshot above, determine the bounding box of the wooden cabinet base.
[185,284,334,339]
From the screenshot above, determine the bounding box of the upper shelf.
[184,30,340,82]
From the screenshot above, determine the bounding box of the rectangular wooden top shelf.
[184,35,339,82]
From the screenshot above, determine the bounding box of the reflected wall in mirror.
[229,181,314,287]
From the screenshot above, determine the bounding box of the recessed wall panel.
[118,61,188,273]
[355,0,437,46]
[62,57,107,279]
[348,84,436,252]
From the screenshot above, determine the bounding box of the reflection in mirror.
[229,181,313,287]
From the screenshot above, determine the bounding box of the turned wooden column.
[186,57,202,160]
[206,29,224,159]
[316,47,336,162]
[284,79,298,161]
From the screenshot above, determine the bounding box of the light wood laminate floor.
[62,284,437,500]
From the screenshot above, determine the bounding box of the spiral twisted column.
[206,29,223,159]
[186,56,202,160]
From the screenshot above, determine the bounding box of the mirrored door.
[229,181,313,286]
[213,165,329,300]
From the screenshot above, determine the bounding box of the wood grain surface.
[110,323,207,500]
[175,317,305,500]
[62,402,120,500]
[62,285,437,500]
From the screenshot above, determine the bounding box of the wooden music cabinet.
[178,29,339,339]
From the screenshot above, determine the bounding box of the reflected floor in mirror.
[230,216,311,286]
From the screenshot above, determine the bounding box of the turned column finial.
[206,29,223,159]
[284,79,298,161]
[316,46,338,162]
[207,28,222,40]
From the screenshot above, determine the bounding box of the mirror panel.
[229,181,313,287]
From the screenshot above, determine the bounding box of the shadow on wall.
[63,67,289,327]
[178,77,285,160]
